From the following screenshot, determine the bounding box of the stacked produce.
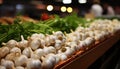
[0,14,120,69]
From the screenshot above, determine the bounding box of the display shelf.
[54,31,120,69]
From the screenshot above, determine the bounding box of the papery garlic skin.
[57,53,67,61]
[84,37,95,47]
[58,47,73,57]
[10,47,21,54]
[0,65,6,69]
[29,39,41,50]
[14,55,28,66]
[30,33,45,40]
[47,53,60,64]
[42,55,56,69]
[27,58,42,69]
[34,49,44,58]
[18,35,28,49]
[5,52,20,61]
[16,66,24,69]
[5,40,18,48]
[0,47,10,58]
[1,59,15,69]
[22,47,31,58]
[54,40,62,50]
[43,46,56,54]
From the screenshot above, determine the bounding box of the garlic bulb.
[78,41,87,50]
[47,46,56,53]
[84,37,95,46]
[0,47,10,58]
[4,40,18,48]
[26,58,42,69]
[54,40,62,50]
[34,49,44,58]
[67,42,79,51]
[16,66,24,69]
[5,52,20,61]
[57,53,67,61]
[30,48,39,59]
[43,46,56,54]
[14,55,28,66]
[22,47,31,58]
[76,26,85,32]
[53,31,63,36]
[42,54,56,69]
[94,34,104,41]
[10,47,21,54]
[1,59,15,69]
[58,47,73,56]
[40,39,45,48]
[49,35,57,45]
[47,53,60,64]
[30,33,45,40]
[80,33,87,41]
[18,35,28,48]
[30,53,39,59]
[73,32,81,41]
[39,33,45,39]
[0,65,6,69]
[29,39,41,50]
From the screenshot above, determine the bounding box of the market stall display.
[0,15,120,69]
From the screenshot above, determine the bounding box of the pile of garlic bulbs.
[0,19,120,69]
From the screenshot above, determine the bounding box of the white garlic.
[0,65,6,69]
[64,47,74,56]
[47,53,60,64]
[84,37,95,46]
[94,34,104,41]
[40,39,46,47]
[18,35,28,48]
[26,58,42,69]
[1,59,15,69]
[34,49,44,58]
[30,33,45,40]
[5,52,20,61]
[43,46,56,54]
[29,39,41,50]
[80,33,86,41]
[14,55,28,66]
[49,35,57,43]
[67,42,79,51]
[53,31,63,36]
[42,54,56,69]
[54,40,62,50]
[58,47,73,56]
[38,33,45,39]
[30,48,39,59]
[22,47,31,58]
[10,47,21,54]
[0,47,10,58]
[4,40,18,48]
[57,53,67,61]
[16,66,24,69]
[48,46,56,53]
[30,53,39,59]
[78,41,87,50]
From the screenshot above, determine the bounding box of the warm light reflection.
[47,5,53,11]
[78,0,87,4]
[61,6,67,12]
[0,0,3,4]
[67,7,73,13]
[63,0,72,4]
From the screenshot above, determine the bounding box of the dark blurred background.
[0,0,120,19]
